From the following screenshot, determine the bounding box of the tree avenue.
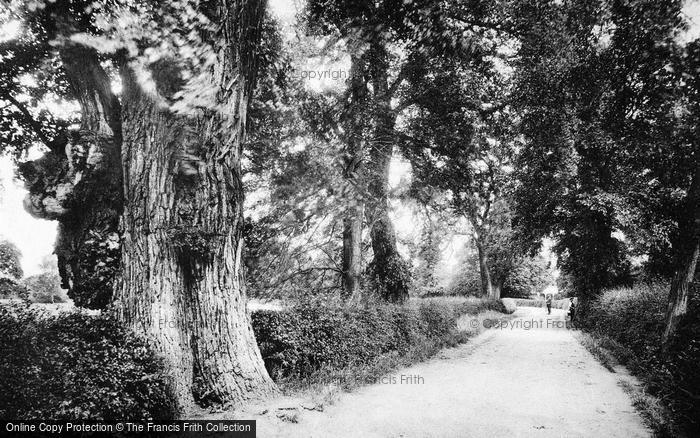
[1,0,698,422]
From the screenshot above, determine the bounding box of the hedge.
[251,298,508,380]
[0,297,510,419]
[0,303,175,420]
[581,282,700,436]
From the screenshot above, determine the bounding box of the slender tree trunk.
[365,41,409,302]
[341,54,367,300]
[342,212,363,299]
[19,26,122,309]
[491,278,503,300]
[115,0,276,413]
[661,162,700,352]
[662,244,699,347]
[476,241,494,298]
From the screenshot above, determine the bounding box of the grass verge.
[575,331,679,437]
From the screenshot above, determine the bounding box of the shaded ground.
[230,307,651,437]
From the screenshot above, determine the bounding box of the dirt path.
[240,307,651,437]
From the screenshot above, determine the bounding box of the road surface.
[239,307,651,438]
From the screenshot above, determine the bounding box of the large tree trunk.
[341,55,367,300]
[114,0,276,413]
[19,27,122,309]
[116,65,198,410]
[661,162,700,352]
[365,41,409,303]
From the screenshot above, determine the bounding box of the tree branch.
[1,92,67,154]
[388,60,411,97]
[2,92,50,146]
[393,96,418,115]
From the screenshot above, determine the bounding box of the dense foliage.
[582,283,700,436]
[19,255,70,303]
[445,250,551,298]
[511,0,696,302]
[0,239,26,299]
[22,271,68,303]
[0,239,22,279]
[0,304,175,420]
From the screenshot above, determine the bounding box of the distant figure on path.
[546,294,552,315]
[568,297,576,327]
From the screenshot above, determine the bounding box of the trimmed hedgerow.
[453,297,509,315]
[0,303,176,420]
[251,298,507,380]
[581,282,700,437]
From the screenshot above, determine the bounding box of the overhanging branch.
[1,91,67,153]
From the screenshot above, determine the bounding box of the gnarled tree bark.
[114,0,277,413]
[19,23,122,309]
